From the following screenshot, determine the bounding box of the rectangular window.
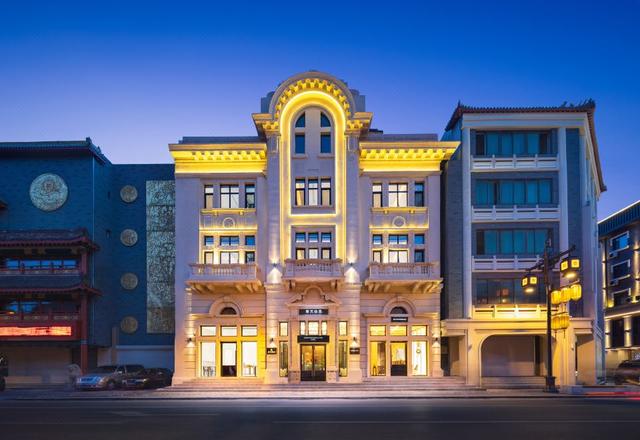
[611,232,630,251]
[220,184,240,209]
[339,321,348,336]
[221,342,237,376]
[370,341,386,376]
[414,182,425,207]
[219,251,239,264]
[308,179,319,206]
[308,232,319,243]
[201,342,216,377]
[295,179,306,206]
[476,181,495,206]
[321,232,332,243]
[299,321,306,336]
[320,134,331,154]
[372,183,383,208]
[388,183,408,207]
[412,341,428,376]
[372,234,383,246]
[203,236,214,246]
[389,235,408,245]
[279,322,288,337]
[295,134,305,154]
[244,251,255,263]
[370,325,386,336]
[372,250,382,263]
[414,234,425,245]
[414,249,425,263]
[245,184,256,209]
[612,261,630,279]
[242,341,257,377]
[411,325,427,336]
[388,250,408,263]
[613,290,630,307]
[221,326,238,337]
[204,185,214,209]
[241,326,258,337]
[321,321,328,336]
[295,232,306,243]
[539,180,552,204]
[296,248,306,260]
[321,248,331,259]
[204,251,214,264]
[201,325,217,336]
[308,248,319,259]
[320,179,331,206]
[339,340,348,377]
[477,229,550,255]
[390,325,407,336]
[279,341,289,377]
[245,235,255,246]
[611,319,625,348]
[220,236,240,246]
[475,133,486,155]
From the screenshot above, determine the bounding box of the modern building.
[599,200,640,370]
[441,103,606,388]
[171,72,459,384]
[0,140,175,384]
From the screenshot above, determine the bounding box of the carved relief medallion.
[120,316,139,334]
[392,216,406,228]
[120,272,139,290]
[120,185,138,203]
[120,229,138,246]
[29,173,68,211]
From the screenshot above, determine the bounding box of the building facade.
[441,103,605,388]
[171,72,458,384]
[0,140,175,384]
[599,201,640,370]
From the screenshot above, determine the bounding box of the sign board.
[299,308,329,316]
[391,316,408,322]
[349,347,360,355]
[266,347,277,355]
[297,335,330,343]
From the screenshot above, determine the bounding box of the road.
[0,398,639,440]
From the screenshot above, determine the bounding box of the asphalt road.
[1,398,639,440]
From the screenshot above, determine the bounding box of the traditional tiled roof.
[598,200,640,237]
[178,136,263,145]
[444,101,605,192]
[0,138,110,164]
[0,229,98,250]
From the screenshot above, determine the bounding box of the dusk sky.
[1,0,638,219]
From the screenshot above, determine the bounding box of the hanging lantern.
[570,284,582,301]
[560,287,571,303]
[560,256,581,281]
[551,290,562,305]
[521,274,538,294]
[551,315,558,330]
[561,313,570,329]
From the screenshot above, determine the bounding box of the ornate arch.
[381,296,418,317]
[208,296,244,317]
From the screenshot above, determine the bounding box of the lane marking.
[273,419,640,425]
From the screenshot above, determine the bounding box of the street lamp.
[522,240,581,393]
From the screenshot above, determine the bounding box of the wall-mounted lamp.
[187,337,194,344]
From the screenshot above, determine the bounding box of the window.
[221,342,237,377]
[414,234,425,245]
[475,278,544,305]
[245,236,255,246]
[201,342,216,377]
[339,340,348,377]
[296,248,306,259]
[295,230,333,260]
[295,134,305,154]
[295,232,306,243]
[200,325,216,336]
[321,321,328,336]
[321,179,331,205]
[220,251,239,264]
[475,131,553,157]
[372,183,383,208]
[204,251,214,264]
[221,326,238,336]
[414,249,425,263]
[203,236,214,246]
[372,234,383,246]
[220,185,240,209]
[411,325,427,336]
[279,341,289,377]
[388,183,408,207]
[476,229,550,255]
[321,232,332,243]
[321,248,331,259]
[299,321,306,335]
[295,180,306,206]
[611,232,630,251]
[611,261,630,279]
[388,250,408,263]
[389,234,408,245]
[242,341,257,377]
[390,325,407,336]
[613,289,630,307]
[245,184,256,209]
[279,322,288,337]
[220,236,240,246]
[414,182,424,207]
[308,248,319,259]
[204,185,214,209]
[308,179,319,206]
[245,251,255,263]
[320,134,331,154]
[320,112,331,127]
[220,307,237,315]
[390,306,408,315]
[372,250,382,262]
[241,326,258,337]
[295,113,305,128]
[308,232,319,243]
[370,325,386,336]
[610,319,625,348]
[475,179,553,206]
[339,321,348,336]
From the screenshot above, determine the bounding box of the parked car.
[122,368,173,390]
[75,364,144,390]
[0,374,5,392]
[613,360,640,385]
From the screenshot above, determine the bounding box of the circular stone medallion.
[120,229,138,247]
[120,316,139,334]
[120,272,139,290]
[392,216,407,228]
[120,185,138,203]
[29,173,68,211]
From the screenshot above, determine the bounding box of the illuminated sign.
[0,326,73,337]
[299,308,328,316]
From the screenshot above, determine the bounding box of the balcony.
[0,266,80,276]
[365,262,441,294]
[370,206,428,230]
[188,263,262,294]
[282,259,344,289]
[472,255,541,271]
[471,304,550,320]
[472,205,560,222]
[200,208,257,231]
[472,155,558,171]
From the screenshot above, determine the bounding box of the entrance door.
[221,342,237,377]
[391,342,407,376]
[300,345,326,381]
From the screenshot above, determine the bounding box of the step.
[482,376,546,389]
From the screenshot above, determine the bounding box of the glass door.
[201,342,216,377]
[242,341,257,377]
[391,342,407,376]
[221,342,237,377]
[300,345,326,381]
[370,341,386,376]
[412,341,427,376]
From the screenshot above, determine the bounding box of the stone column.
[461,127,473,319]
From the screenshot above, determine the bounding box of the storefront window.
[221,326,237,337]
[370,325,386,336]
[241,326,258,337]
[279,322,288,337]
[279,341,289,377]
[412,341,427,376]
[201,325,216,336]
[390,342,407,376]
[300,321,306,335]
[411,325,427,336]
[339,321,348,336]
[221,342,237,377]
[339,340,348,377]
[390,325,407,336]
[370,341,386,376]
[321,321,328,336]
[201,342,216,377]
[307,321,319,335]
[242,341,257,377]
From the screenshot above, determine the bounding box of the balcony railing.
[368,262,436,280]
[471,304,551,320]
[472,155,558,171]
[0,266,80,275]
[189,263,260,281]
[472,255,541,271]
[0,312,80,323]
[472,205,560,222]
[283,259,343,280]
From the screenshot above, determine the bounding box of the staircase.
[481,376,546,389]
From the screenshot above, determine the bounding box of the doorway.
[391,342,407,376]
[300,345,326,381]
[221,342,237,377]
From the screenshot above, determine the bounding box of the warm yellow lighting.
[561,256,581,280]
[560,287,571,303]
[522,274,538,294]
[551,290,562,305]
[570,284,582,301]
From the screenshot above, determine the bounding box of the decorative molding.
[120,229,138,247]
[120,316,139,334]
[29,173,68,212]
[120,272,139,290]
[120,185,138,203]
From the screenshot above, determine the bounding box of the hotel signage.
[266,347,277,355]
[299,308,328,316]
[349,347,360,355]
[297,335,330,343]
[391,316,408,322]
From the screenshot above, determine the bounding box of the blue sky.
[1,0,638,218]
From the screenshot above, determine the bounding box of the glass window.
[611,233,629,251]
[308,179,319,206]
[414,249,425,263]
[485,230,498,255]
[534,230,548,253]
[221,342,237,377]
[412,341,428,376]
[414,234,425,245]
[526,180,538,205]
[320,112,331,127]
[414,182,424,207]
[339,340,348,377]
[220,185,240,209]
[245,251,255,263]
[372,234,383,245]
[475,133,486,155]
[612,261,630,279]
[539,180,552,204]
[513,181,525,205]
[321,179,331,205]
[389,183,408,207]
[221,306,237,315]
[221,326,238,337]
[320,134,331,154]
[339,321,348,336]
[220,236,240,246]
[321,248,331,259]
[370,325,386,336]
[390,325,407,336]
[370,341,386,376]
[299,321,306,335]
[321,321,328,336]
[245,235,255,246]
[308,321,319,335]
[500,133,513,155]
[500,230,513,254]
[513,133,526,155]
[245,184,256,209]
[242,342,257,377]
[308,248,319,259]
[201,342,216,377]
[388,250,408,263]
[498,181,513,205]
[411,325,427,336]
[203,236,214,246]
[295,179,306,206]
[279,322,288,337]
[513,230,526,254]
[204,251,214,264]
[308,232,319,243]
[372,183,383,208]
[527,133,540,155]
[201,325,216,336]
[295,232,306,243]
[321,232,332,243]
[372,250,382,263]
[204,185,214,209]
[476,181,494,206]
[296,248,306,260]
[279,341,289,377]
[241,326,258,337]
[486,133,499,155]
[295,113,305,128]
[389,235,408,245]
[295,134,305,154]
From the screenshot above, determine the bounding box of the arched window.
[295,113,306,128]
[292,108,333,156]
[390,306,408,315]
[320,112,331,127]
[220,306,237,316]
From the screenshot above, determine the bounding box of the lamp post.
[522,239,581,393]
